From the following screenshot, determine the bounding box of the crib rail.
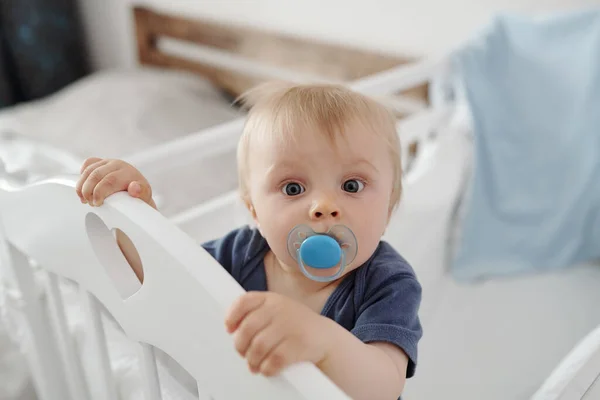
[124,41,454,232]
[125,42,450,176]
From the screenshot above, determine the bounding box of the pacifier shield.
[326,225,358,266]
[286,224,358,282]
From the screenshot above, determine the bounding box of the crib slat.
[197,381,214,400]
[45,272,89,400]
[80,289,118,400]
[0,238,71,400]
[138,343,162,400]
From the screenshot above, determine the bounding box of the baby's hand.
[225,292,333,376]
[76,157,156,208]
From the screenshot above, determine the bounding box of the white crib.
[4,9,600,397]
[0,37,450,399]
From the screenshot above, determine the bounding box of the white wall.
[77,0,599,71]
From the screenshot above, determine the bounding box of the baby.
[76,82,422,400]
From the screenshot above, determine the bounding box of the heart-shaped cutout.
[85,212,143,300]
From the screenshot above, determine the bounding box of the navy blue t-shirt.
[201,225,423,378]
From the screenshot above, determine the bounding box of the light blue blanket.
[451,9,600,280]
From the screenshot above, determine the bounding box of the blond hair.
[236,81,403,214]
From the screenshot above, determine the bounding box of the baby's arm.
[225,290,414,400]
[318,320,408,399]
[76,157,157,282]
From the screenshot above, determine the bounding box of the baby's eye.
[342,179,364,193]
[282,182,305,196]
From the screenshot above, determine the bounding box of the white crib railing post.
[79,289,119,400]
[0,221,71,400]
[44,271,90,399]
[138,343,163,400]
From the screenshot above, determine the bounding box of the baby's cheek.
[262,217,295,261]
[356,218,386,259]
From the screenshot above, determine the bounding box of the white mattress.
[405,261,600,400]
[0,67,244,217]
[0,67,242,159]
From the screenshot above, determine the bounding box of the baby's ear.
[385,203,396,231]
[243,197,262,231]
[243,197,257,220]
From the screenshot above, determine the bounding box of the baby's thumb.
[128,181,152,205]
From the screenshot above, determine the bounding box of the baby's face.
[246,123,395,279]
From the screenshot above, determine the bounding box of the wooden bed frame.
[132,6,428,105]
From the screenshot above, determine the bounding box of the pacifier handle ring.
[297,249,346,283]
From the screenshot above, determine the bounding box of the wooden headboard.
[133,6,427,103]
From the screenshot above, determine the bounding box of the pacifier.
[287,224,358,282]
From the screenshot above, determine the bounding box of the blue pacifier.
[287,225,358,282]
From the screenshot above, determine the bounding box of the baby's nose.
[310,198,340,220]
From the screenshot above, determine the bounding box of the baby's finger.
[233,305,274,357]
[128,181,142,197]
[245,324,286,374]
[76,159,108,202]
[225,292,267,334]
[81,162,122,205]
[92,171,134,206]
[80,157,102,174]
[127,181,153,204]
[258,338,296,377]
